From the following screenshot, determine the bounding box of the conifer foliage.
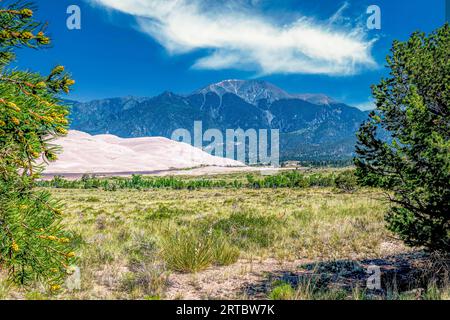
[0,1,75,287]
[355,24,449,252]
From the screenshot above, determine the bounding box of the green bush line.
[37,170,359,191]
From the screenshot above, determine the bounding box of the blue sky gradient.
[15,0,445,109]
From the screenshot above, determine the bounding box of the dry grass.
[1,174,446,300]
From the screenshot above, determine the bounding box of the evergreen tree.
[355,24,449,252]
[0,1,76,288]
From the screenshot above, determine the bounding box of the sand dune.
[43,131,245,175]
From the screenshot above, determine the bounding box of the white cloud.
[354,100,376,111]
[89,0,377,75]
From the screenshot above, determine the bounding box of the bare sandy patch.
[165,258,306,300]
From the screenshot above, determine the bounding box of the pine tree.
[0,1,76,288]
[355,24,449,252]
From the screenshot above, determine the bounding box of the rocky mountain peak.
[195,79,337,106]
[195,79,292,105]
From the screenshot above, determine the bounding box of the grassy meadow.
[1,170,448,300]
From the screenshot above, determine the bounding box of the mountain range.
[69,80,370,162]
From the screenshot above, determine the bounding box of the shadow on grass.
[242,251,449,299]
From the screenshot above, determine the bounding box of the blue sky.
[15,0,445,109]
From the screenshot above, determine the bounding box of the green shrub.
[334,170,358,192]
[269,282,296,300]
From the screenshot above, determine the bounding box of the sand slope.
[43,131,244,175]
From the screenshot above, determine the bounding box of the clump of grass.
[212,237,240,266]
[96,214,108,230]
[125,231,158,263]
[144,295,161,300]
[268,276,348,300]
[120,262,168,299]
[85,196,101,203]
[351,286,369,300]
[144,205,192,220]
[24,291,48,300]
[161,229,239,273]
[212,211,280,249]
[441,287,450,300]
[269,281,296,300]
[86,243,116,266]
[422,282,443,300]
[293,276,322,300]
[161,230,213,273]
[0,280,11,299]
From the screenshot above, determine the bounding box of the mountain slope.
[69,80,369,161]
[196,79,292,105]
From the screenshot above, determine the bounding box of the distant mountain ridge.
[196,79,337,106]
[69,80,369,161]
[196,79,293,105]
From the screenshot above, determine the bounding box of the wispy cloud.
[328,1,350,25]
[88,0,377,75]
[354,100,376,111]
